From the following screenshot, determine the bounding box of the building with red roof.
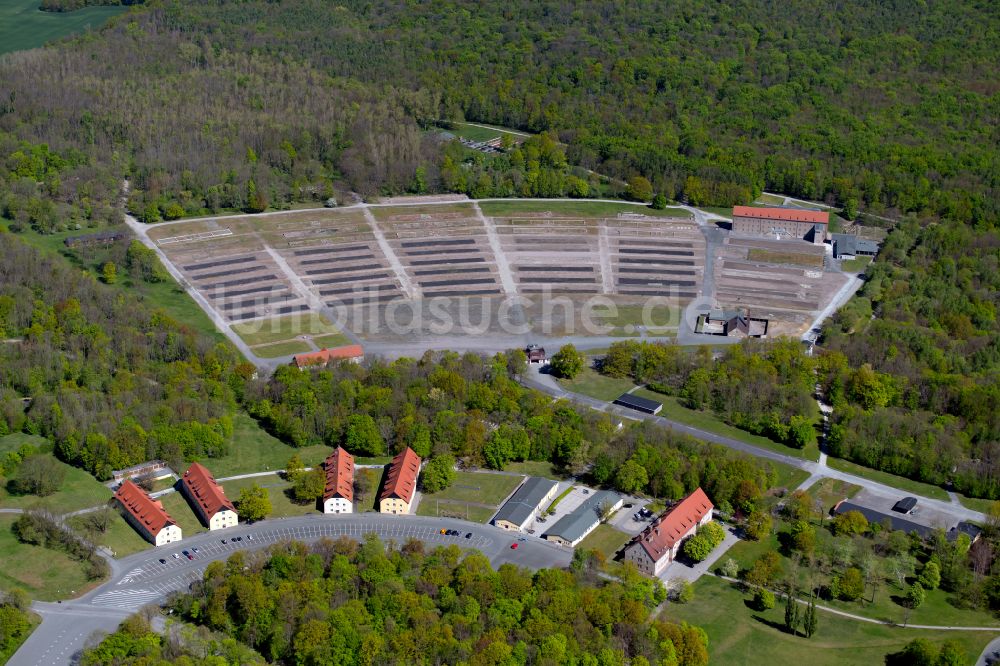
[732,205,828,244]
[379,447,421,515]
[292,344,364,369]
[180,462,238,530]
[323,447,355,514]
[624,488,714,577]
[114,479,182,546]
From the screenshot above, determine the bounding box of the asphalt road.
[10,513,571,666]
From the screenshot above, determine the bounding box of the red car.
[510,542,519,550]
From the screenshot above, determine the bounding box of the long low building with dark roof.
[114,479,182,546]
[543,490,623,547]
[492,477,559,532]
[832,500,936,539]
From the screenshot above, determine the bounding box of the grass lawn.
[557,366,636,402]
[416,501,496,524]
[0,0,126,55]
[479,200,692,219]
[747,248,824,268]
[421,472,523,506]
[503,461,566,481]
[232,313,340,346]
[68,511,151,558]
[826,458,949,501]
[0,433,49,453]
[546,486,575,513]
[701,207,734,218]
[665,576,992,666]
[354,467,387,513]
[0,610,40,665]
[0,516,97,601]
[577,524,631,559]
[204,413,330,478]
[0,452,111,515]
[312,332,353,348]
[632,391,820,462]
[250,340,312,358]
[769,464,811,493]
[221,474,321,519]
[590,304,679,336]
[446,121,530,142]
[840,256,873,273]
[958,495,995,514]
[755,194,787,206]
[804,478,863,513]
[158,491,207,539]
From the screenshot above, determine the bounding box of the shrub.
[753,588,775,611]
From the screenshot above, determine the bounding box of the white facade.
[625,512,712,576]
[209,509,238,530]
[324,496,353,514]
[153,524,182,547]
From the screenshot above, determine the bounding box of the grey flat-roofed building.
[492,477,559,531]
[833,500,935,539]
[614,393,663,415]
[544,490,623,547]
[832,233,880,259]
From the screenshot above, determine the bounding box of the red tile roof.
[181,462,235,520]
[324,446,355,502]
[379,447,421,504]
[292,344,364,369]
[632,488,714,562]
[115,479,177,537]
[733,205,829,224]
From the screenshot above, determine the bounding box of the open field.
[0,0,126,56]
[770,465,812,493]
[577,524,631,559]
[805,478,862,513]
[826,458,949,501]
[558,366,636,402]
[747,248,825,267]
[68,511,151,558]
[220,474,320,518]
[755,194,787,206]
[158,491,207,538]
[630,390,821,462]
[443,121,530,142]
[665,576,993,666]
[420,471,523,505]
[204,413,330,478]
[232,313,341,346]
[250,340,312,358]
[0,452,111,515]
[958,495,996,514]
[0,516,97,601]
[416,502,496,523]
[354,467,386,512]
[840,256,873,273]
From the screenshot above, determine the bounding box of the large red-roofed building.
[732,205,828,244]
[180,462,238,530]
[624,488,714,577]
[379,447,421,515]
[323,447,355,514]
[114,479,182,546]
[292,344,364,369]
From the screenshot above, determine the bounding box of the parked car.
[192,547,199,554]
[247,534,253,541]
[465,532,472,539]
[510,543,519,550]
[172,553,180,559]
[440,528,447,534]
[158,558,167,565]
[221,538,227,544]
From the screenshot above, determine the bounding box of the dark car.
[234,536,242,542]
[192,547,199,554]
[247,534,253,541]
[465,532,472,539]
[221,538,227,544]
[158,558,167,564]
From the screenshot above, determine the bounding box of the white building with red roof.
[379,447,421,515]
[624,488,714,577]
[114,479,182,546]
[323,447,355,514]
[180,462,238,530]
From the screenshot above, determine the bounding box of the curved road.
[10,514,570,666]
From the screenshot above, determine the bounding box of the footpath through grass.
[0,0,126,56]
[665,576,992,666]
[826,458,949,501]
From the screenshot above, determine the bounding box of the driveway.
[659,522,740,585]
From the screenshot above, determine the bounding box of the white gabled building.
[114,479,182,547]
[624,488,713,577]
[323,447,355,514]
[180,462,238,530]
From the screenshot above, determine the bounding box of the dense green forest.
[1,0,997,225]
[80,537,709,665]
[0,232,248,479]
[247,351,777,508]
[820,219,1000,497]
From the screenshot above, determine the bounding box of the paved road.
[978,636,1000,666]
[520,365,988,528]
[10,513,570,666]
